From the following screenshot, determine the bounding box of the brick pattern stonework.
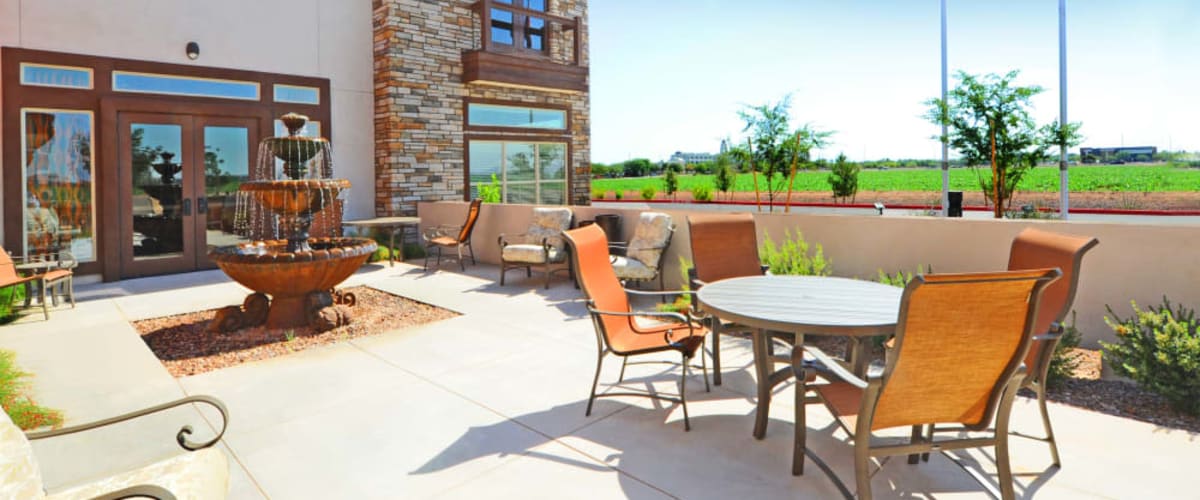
[373,0,590,216]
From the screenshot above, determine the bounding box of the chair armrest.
[587,307,699,345]
[423,224,461,241]
[608,242,628,256]
[1032,321,1065,342]
[802,345,870,389]
[498,232,531,247]
[26,395,228,452]
[92,484,176,500]
[623,288,696,299]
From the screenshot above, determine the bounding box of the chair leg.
[436,247,443,268]
[40,281,49,321]
[997,433,1016,500]
[922,424,933,462]
[711,322,723,386]
[680,351,691,431]
[700,343,710,392]
[544,266,551,289]
[66,276,74,308]
[586,352,605,417]
[468,242,477,265]
[500,263,506,285]
[855,433,873,500]
[617,357,628,383]
[792,380,807,476]
[457,246,465,272]
[1037,382,1062,466]
[423,246,431,271]
[907,425,923,464]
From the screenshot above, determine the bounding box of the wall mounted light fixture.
[186,42,200,60]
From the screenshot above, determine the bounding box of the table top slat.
[697,276,902,336]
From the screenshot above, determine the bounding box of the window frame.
[464,136,571,205]
[19,107,98,262]
[484,0,552,57]
[463,97,570,134]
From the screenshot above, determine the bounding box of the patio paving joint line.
[173,378,271,499]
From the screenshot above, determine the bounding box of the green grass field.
[592,164,1200,195]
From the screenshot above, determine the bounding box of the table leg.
[752,328,772,439]
[389,228,397,267]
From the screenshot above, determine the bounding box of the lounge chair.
[1006,227,1099,466]
[564,224,709,431]
[423,198,482,271]
[1,395,229,499]
[686,213,767,385]
[498,207,573,289]
[792,269,1060,499]
[0,246,74,321]
[609,212,674,291]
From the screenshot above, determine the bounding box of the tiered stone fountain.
[207,113,376,334]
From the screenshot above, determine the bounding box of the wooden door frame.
[100,97,271,280]
[192,115,261,271]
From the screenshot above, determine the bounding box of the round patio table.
[342,216,421,266]
[697,275,903,439]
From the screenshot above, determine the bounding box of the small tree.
[739,96,832,212]
[827,152,860,203]
[623,158,653,177]
[713,163,735,201]
[663,169,679,201]
[925,70,1081,217]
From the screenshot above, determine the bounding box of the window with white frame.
[468,141,566,205]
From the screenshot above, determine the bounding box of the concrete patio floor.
[2,261,1196,499]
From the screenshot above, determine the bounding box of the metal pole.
[1059,0,1069,219]
[940,0,950,217]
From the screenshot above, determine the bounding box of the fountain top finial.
[280,112,309,137]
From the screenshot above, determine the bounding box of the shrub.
[640,185,657,200]
[713,164,735,200]
[368,246,392,263]
[614,190,624,200]
[479,173,501,203]
[0,286,26,324]
[691,184,713,202]
[0,350,63,430]
[759,229,832,276]
[663,170,679,200]
[1046,311,1083,389]
[827,153,860,203]
[1101,297,1200,415]
[657,257,693,313]
[875,265,931,288]
[592,187,606,200]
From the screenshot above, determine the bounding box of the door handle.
[182,198,192,217]
[197,197,208,214]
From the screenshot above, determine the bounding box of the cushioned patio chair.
[1005,227,1098,466]
[499,207,573,289]
[609,212,674,291]
[564,224,710,431]
[1,395,229,499]
[423,198,482,271]
[0,246,73,321]
[686,213,768,386]
[792,269,1060,500]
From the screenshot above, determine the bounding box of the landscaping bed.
[134,286,457,377]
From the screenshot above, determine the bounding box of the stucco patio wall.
[418,200,1200,348]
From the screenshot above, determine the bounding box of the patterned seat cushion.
[611,256,657,280]
[527,207,572,253]
[502,244,564,264]
[626,212,673,268]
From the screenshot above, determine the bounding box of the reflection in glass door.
[130,123,186,259]
[201,125,252,257]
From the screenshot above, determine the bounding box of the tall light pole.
[940,0,950,217]
[1058,0,1069,219]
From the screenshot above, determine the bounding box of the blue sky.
[589,1,1200,163]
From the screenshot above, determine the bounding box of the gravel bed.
[133,286,457,377]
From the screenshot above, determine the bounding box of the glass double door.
[118,113,257,278]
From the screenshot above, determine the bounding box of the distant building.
[668,151,716,165]
[1080,146,1157,164]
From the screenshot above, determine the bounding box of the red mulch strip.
[133,286,457,377]
[620,190,1200,211]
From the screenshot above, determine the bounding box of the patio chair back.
[564,224,634,348]
[456,199,483,243]
[0,247,20,283]
[687,213,762,283]
[1007,228,1099,374]
[872,268,1059,431]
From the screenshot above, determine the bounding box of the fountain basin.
[240,179,350,216]
[208,237,376,328]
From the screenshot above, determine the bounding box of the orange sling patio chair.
[423,198,482,271]
[686,213,768,386]
[1005,227,1098,466]
[0,246,74,321]
[564,224,710,431]
[792,268,1060,500]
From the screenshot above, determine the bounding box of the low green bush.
[639,185,657,201]
[1101,297,1200,415]
[1046,311,1083,388]
[479,173,501,203]
[759,229,831,276]
[592,187,606,200]
[874,265,932,288]
[0,350,63,430]
[0,286,26,324]
[691,185,713,202]
[614,190,624,200]
[657,257,693,314]
[368,246,392,263]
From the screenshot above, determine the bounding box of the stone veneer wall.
[373,0,590,216]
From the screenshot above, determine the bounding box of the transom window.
[468,103,566,130]
[491,0,549,54]
[112,71,260,101]
[20,63,93,89]
[469,141,566,205]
